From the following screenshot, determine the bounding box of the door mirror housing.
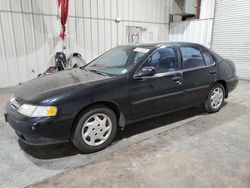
[134,66,156,79]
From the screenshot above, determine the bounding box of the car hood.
[14,68,109,103]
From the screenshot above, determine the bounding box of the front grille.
[10,98,20,109]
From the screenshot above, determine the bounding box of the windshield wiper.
[88,69,109,76]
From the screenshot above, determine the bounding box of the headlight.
[17,104,36,117]
[18,104,57,117]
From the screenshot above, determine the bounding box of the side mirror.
[134,66,156,79]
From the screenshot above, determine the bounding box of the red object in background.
[58,0,69,40]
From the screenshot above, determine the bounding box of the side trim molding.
[132,91,184,105]
[185,85,210,92]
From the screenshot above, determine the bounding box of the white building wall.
[211,0,250,80]
[169,19,213,48]
[169,0,215,48]
[199,0,215,19]
[0,0,171,88]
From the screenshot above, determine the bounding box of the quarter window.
[142,47,178,73]
[202,51,215,65]
[180,46,205,69]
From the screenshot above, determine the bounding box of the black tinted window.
[180,46,205,69]
[202,51,215,65]
[143,47,178,73]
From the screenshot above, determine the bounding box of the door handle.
[172,76,181,81]
[171,76,182,85]
[209,70,217,75]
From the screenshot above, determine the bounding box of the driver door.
[129,45,184,121]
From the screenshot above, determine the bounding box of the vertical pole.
[196,0,201,19]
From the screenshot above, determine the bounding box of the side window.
[143,47,178,73]
[180,46,205,69]
[202,50,215,66]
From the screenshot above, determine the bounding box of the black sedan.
[4,42,238,153]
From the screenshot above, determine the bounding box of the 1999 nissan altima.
[4,42,238,153]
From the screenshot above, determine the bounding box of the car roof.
[119,42,202,49]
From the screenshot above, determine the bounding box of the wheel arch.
[216,80,228,98]
[70,101,124,136]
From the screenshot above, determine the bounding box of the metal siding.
[169,0,215,48]
[200,0,215,19]
[212,0,250,80]
[169,19,213,48]
[12,13,29,83]
[0,0,169,88]
[0,13,10,87]
[0,0,10,11]
[10,0,21,12]
[1,12,20,86]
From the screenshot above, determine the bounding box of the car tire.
[72,105,117,153]
[204,83,225,113]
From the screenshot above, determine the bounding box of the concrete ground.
[1,81,250,188]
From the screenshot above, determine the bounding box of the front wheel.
[204,83,225,113]
[72,106,117,153]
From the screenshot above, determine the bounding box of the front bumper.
[4,101,72,145]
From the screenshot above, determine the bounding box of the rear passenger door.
[179,44,217,105]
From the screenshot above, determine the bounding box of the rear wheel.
[204,83,225,113]
[72,106,117,153]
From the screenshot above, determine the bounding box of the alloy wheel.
[210,87,224,109]
[81,113,112,146]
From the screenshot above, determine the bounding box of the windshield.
[84,46,150,76]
